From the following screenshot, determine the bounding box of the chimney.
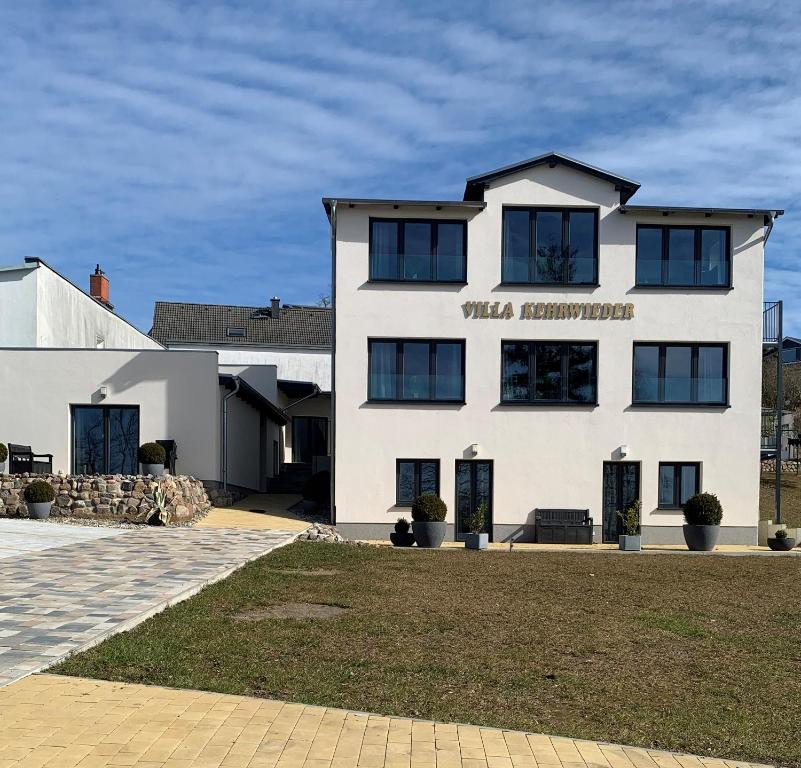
[90,264,113,309]
[271,296,280,317]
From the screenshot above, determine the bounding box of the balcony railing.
[764,300,782,345]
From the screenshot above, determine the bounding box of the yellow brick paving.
[0,676,770,768]
[196,494,309,532]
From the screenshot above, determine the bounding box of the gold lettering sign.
[461,301,634,320]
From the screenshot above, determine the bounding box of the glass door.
[72,406,140,475]
[292,417,328,464]
[455,460,493,541]
[602,462,640,543]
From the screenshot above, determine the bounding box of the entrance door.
[602,462,640,543]
[455,460,493,541]
[292,417,328,464]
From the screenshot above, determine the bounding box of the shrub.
[395,517,410,534]
[683,492,723,526]
[617,500,641,536]
[302,471,330,505]
[0,442,7,463]
[138,442,166,465]
[468,502,487,535]
[24,480,55,504]
[775,528,788,540]
[411,493,447,522]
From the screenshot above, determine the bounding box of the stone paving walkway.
[0,675,771,768]
[0,523,300,687]
[0,518,127,560]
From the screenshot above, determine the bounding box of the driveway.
[0,519,301,687]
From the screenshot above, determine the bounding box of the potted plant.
[0,442,7,474]
[24,480,55,519]
[390,517,415,547]
[617,500,641,551]
[682,492,723,551]
[768,527,796,551]
[411,493,447,548]
[465,502,489,550]
[138,442,166,476]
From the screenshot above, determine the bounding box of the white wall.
[333,164,765,542]
[0,265,38,346]
[0,348,220,481]
[219,363,278,402]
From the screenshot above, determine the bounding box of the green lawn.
[54,543,801,767]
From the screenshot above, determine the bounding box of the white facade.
[330,157,777,544]
[0,259,161,350]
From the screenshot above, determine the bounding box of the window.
[369,219,467,282]
[368,339,465,402]
[658,463,700,508]
[632,343,727,405]
[502,208,598,284]
[227,327,246,337]
[636,225,730,287]
[501,341,597,404]
[396,459,440,505]
[71,405,140,475]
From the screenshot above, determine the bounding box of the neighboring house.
[781,336,801,364]
[150,299,332,470]
[325,151,783,544]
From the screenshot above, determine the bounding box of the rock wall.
[761,459,800,473]
[0,474,210,523]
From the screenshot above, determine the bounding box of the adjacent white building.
[326,152,783,544]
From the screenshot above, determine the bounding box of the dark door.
[292,417,328,464]
[455,460,493,541]
[602,462,640,543]
[72,406,139,475]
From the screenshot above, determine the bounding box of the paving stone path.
[0,520,300,686]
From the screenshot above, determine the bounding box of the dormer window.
[226,327,246,338]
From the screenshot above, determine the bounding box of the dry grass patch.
[760,470,801,527]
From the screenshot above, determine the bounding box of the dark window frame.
[226,326,247,337]
[501,206,599,286]
[635,224,731,289]
[454,459,494,542]
[395,458,441,506]
[631,342,729,407]
[499,340,599,406]
[658,462,701,509]
[368,217,468,283]
[70,404,141,475]
[367,338,466,403]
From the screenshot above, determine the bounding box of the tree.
[762,352,801,411]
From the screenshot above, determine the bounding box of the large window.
[632,343,727,405]
[396,459,440,505]
[636,225,730,287]
[501,341,597,404]
[370,219,467,282]
[658,462,700,508]
[368,339,465,402]
[71,405,140,475]
[502,208,598,284]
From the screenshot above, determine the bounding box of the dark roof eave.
[619,205,784,224]
[219,374,288,426]
[322,197,486,220]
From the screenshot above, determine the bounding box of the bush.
[24,480,55,504]
[683,492,723,526]
[617,500,641,536]
[775,528,788,540]
[468,502,487,535]
[411,493,447,522]
[138,442,166,465]
[302,471,330,505]
[395,517,410,534]
[0,442,7,463]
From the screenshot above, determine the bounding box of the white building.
[326,152,783,544]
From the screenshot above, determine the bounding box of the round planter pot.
[412,521,447,549]
[682,524,720,551]
[27,501,52,520]
[465,532,489,550]
[141,463,164,477]
[768,537,796,551]
[618,534,641,552]
[390,531,416,547]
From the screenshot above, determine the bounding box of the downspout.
[284,384,322,411]
[329,200,337,526]
[222,377,240,491]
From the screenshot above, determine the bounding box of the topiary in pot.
[24,479,55,520]
[617,500,642,551]
[411,493,447,548]
[138,442,166,476]
[465,502,489,550]
[0,442,7,467]
[390,517,415,547]
[682,492,723,551]
[768,526,796,552]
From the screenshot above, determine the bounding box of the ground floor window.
[658,462,700,508]
[396,459,439,505]
[71,405,140,475]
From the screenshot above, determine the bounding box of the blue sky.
[1,1,799,332]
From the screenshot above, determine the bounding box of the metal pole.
[775,301,783,524]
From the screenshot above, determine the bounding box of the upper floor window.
[368,339,465,402]
[632,343,727,406]
[502,208,598,285]
[370,219,466,282]
[636,225,730,288]
[501,341,597,404]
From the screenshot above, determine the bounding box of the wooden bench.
[8,443,53,475]
[534,508,593,544]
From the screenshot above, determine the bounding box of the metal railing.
[764,300,782,344]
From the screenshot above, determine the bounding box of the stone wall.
[0,474,210,523]
[761,459,801,473]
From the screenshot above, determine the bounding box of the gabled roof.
[219,374,288,425]
[150,301,331,349]
[463,151,641,204]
